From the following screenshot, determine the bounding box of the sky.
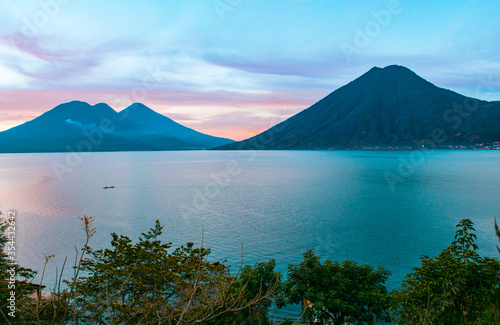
[0,0,499,140]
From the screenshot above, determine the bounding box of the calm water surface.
[1,150,499,318]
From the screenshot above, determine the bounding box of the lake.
[1,150,499,319]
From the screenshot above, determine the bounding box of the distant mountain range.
[0,101,234,153]
[217,65,500,150]
[2,65,500,153]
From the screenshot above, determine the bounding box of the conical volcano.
[217,65,500,150]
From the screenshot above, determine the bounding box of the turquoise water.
[1,150,499,318]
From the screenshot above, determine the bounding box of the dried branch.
[176,228,205,325]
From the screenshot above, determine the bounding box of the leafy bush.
[391,219,500,324]
[70,218,280,324]
[3,214,500,324]
[278,249,391,324]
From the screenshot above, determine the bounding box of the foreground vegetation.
[1,212,500,324]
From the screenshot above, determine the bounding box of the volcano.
[0,101,234,153]
[217,65,500,150]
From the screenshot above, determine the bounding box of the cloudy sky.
[0,0,499,140]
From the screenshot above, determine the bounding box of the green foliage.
[390,218,500,324]
[235,259,282,324]
[278,249,391,325]
[4,214,500,324]
[70,219,280,324]
[0,215,282,324]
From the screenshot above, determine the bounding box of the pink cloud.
[5,33,73,63]
[187,111,295,141]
